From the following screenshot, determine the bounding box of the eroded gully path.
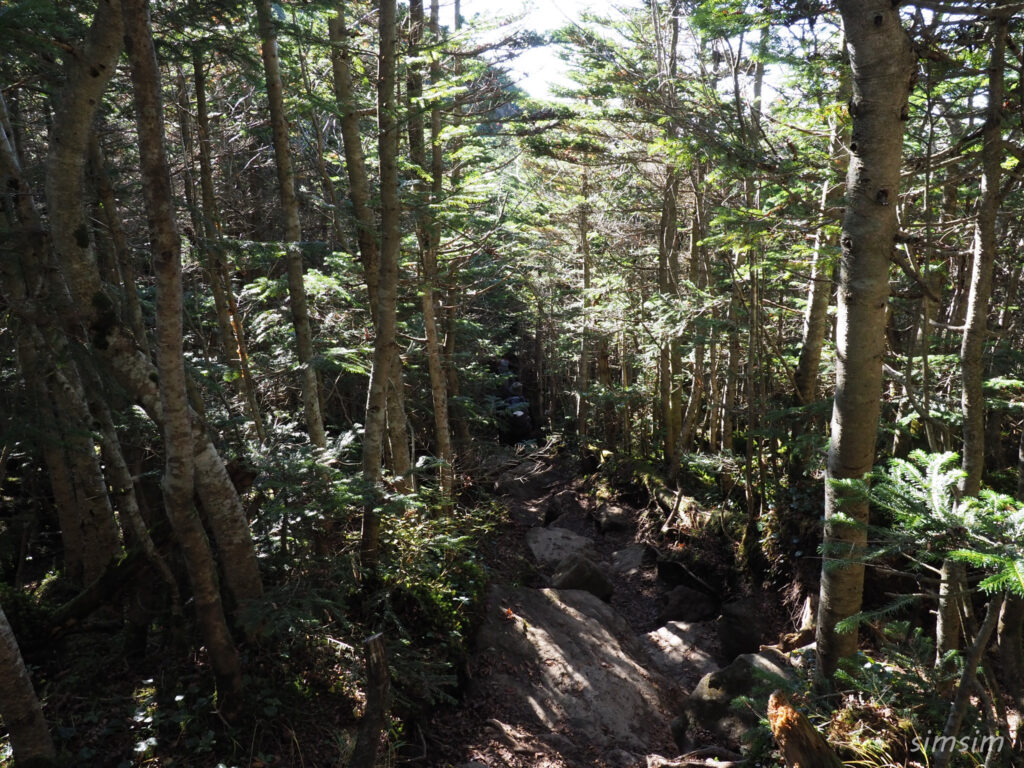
[427,452,765,768]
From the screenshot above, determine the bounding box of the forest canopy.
[2,0,1024,766]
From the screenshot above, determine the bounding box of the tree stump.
[767,690,842,768]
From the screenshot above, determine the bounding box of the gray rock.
[596,503,632,532]
[473,586,676,755]
[544,489,586,524]
[716,596,770,660]
[642,621,719,685]
[547,512,577,530]
[495,460,560,500]
[552,554,614,601]
[605,748,642,767]
[656,551,723,595]
[678,650,794,750]
[611,544,654,575]
[538,731,576,754]
[526,527,592,566]
[659,585,718,624]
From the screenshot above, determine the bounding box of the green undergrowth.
[3,439,498,768]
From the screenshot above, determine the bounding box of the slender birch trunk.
[88,137,149,354]
[578,183,592,444]
[122,0,242,717]
[794,122,842,405]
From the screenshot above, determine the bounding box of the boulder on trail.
[552,553,614,601]
[643,621,720,687]
[473,586,677,760]
[596,502,632,533]
[526,526,592,567]
[676,649,794,751]
[656,549,723,596]
[495,460,561,500]
[716,596,771,661]
[611,544,655,576]
[544,489,586,524]
[658,585,718,625]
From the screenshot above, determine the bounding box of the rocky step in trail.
[429,454,804,768]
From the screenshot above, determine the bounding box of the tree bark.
[408,0,454,497]
[88,136,149,354]
[768,691,842,768]
[361,0,402,571]
[3,105,90,590]
[330,1,412,489]
[816,0,914,678]
[253,0,326,449]
[122,0,242,718]
[347,634,390,768]
[6,0,262,612]
[329,5,380,320]
[794,122,842,405]
[578,172,592,442]
[936,13,1008,667]
[960,14,1005,498]
[193,50,266,442]
[0,606,56,768]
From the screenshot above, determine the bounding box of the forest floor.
[425,449,771,768]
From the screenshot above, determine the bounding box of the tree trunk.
[361,0,402,571]
[768,691,842,768]
[408,0,454,497]
[960,14,1005,498]
[122,0,242,718]
[794,123,841,405]
[578,173,592,442]
[0,605,56,768]
[19,0,262,615]
[347,634,390,768]
[658,173,679,466]
[253,0,326,449]
[330,1,412,488]
[88,137,149,354]
[329,5,380,319]
[193,50,265,442]
[678,213,705,455]
[816,0,913,678]
[937,13,1007,667]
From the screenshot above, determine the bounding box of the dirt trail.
[428,454,729,768]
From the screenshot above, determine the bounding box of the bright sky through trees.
[460,0,636,98]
